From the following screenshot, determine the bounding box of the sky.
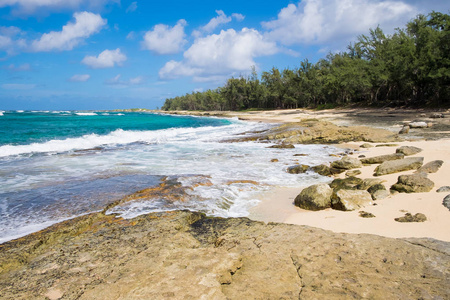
[0,0,448,110]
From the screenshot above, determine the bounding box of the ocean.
[0,110,339,243]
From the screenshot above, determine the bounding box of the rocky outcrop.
[294,184,332,211]
[0,211,449,299]
[391,173,435,193]
[395,213,427,222]
[416,160,444,174]
[286,164,309,174]
[374,157,424,176]
[330,156,362,170]
[360,153,404,164]
[443,195,450,211]
[396,146,422,156]
[331,189,373,211]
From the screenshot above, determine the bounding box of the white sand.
[250,139,450,242]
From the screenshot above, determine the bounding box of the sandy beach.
[221,108,450,242]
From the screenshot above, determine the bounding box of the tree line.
[162,12,449,111]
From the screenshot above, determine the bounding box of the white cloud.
[126,31,136,40]
[69,74,90,82]
[262,0,416,45]
[1,0,119,15]
[105,74,145,86]
[141,19,187,55]
[126,1,137,13]
[31,12,106,52]
[232,13,245,22]
[0,26,26,55]
[192,10,245,37]
[159,28,278,81]
[81,48,127,68]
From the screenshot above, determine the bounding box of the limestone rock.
[270,158,279,162]
[374,157,424,176]
[0,211,449,299]
[356,178,386,190]
[331,189,373,211]
[268,143,295,149]
[360,143,373,148]
[430,113,445,118]
[415,160,443,174]
[437,186,450,193]
[311,164,332,176]
[399,125,410,134]
[391,173,434,193]
[330,157,362,170]
[330,177,363,191]
[361,153,404,164]
[396,146,422,156]
[443,195,450,211]
[395,213,427,222]
[345,170,361,177]
[368,184,389,200]
[287,164,309,174]
[359,211,375,218]
[294,184,333,211]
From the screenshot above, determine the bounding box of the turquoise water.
[0,110,339,243]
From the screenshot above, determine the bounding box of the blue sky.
[0,0,448,110]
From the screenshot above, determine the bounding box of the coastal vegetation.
[162,12,449,111]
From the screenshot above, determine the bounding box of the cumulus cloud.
[31,12,106,52]
[141,19,187,55]
[0,26,26,55]
[69,74,90,82]
[159,28,278,82]
[192,10,245,37]
[126,1,137,13]
[1,0,119,15]
[105,74,144,86]
[262,0,416,45]
[81,48,127,69]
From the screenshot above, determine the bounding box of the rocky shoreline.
[1,108,450,299]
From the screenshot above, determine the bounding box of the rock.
[360,143,373,148]
[415,160,443,174]
[293,153,309,156]
[287,164,309,174]
[399,125,410,134]
[294,184,333,211]
[395,213,427,222]
[330,157,362,170]
[430,113,444,118]
[345,170,361,177]
[330,177,363,191]
[331,189,373,211]
[375,144,398,147]
[409,121,428,128]
[372,189,390,200]
[443,195,450,211]
[374,157,424,176]
[358,155,366,158]
[0,210,449,299]
[391,173,434,193]
[311,164,332,176]
[359,211,375,218]
[268,144,295,149]
[361,153,404,164]
[330,167,346,175]
[437,186,450,193]
[356,178,386,190]
[270,159,279,162]
[396,146,422,156]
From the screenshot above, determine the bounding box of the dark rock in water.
[294,183,332,211]
[395,213,427,222]
[443,195,450,211]
[330,157,362,170]
[331,189,373,211]
[270,158,279,162]
[399,125,410,134]
[293,153,309,156]
[360,143,373,148]
[415,160,443,174]
[0,210,449,299]
[430,113,445,118]
[359,211,376,218]
[286,164,309,174]
[268,144,295,149]
[396,146,422,156]
[361,153,404,164]
[437,186,450,193]
[330,177,363,191]
[391,173,434,193]
[374,157,424,176]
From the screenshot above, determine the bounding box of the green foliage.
[162,12,449,111]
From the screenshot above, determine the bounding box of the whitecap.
[75,112,97,116]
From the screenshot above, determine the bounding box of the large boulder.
[331,189,373,211]
[360,153,404,164]
[396,146,422,156]
[368,184,389,200]
[374,157,424,176]
[311,164,332,176]
[391,173,434,193]
[415,160,443,174]
[294,184,333,211]
[286,164,309,174]
[330,157,362,170]
[329,177,363,191]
